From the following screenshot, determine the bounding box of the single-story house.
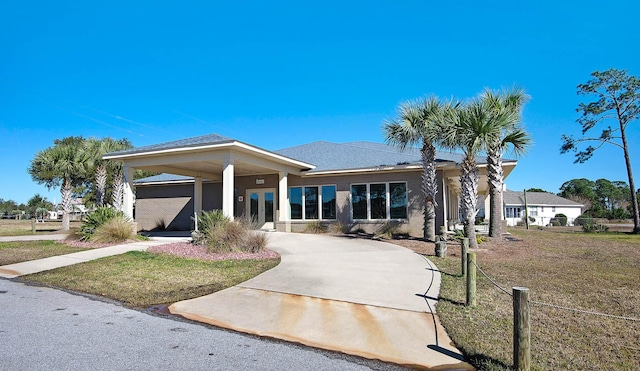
[104,133,518,237]
[503,190,583,227]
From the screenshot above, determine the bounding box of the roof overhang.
[104,140,316,179]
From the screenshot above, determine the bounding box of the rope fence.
[469,259,640,322]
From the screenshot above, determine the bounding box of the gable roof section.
[503,190,583,207]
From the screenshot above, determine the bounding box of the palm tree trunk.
[422,143,438,241]
[112,170,124,211]
[487,145,503,238]
[460,155,479,249]
[60,179,72,231]
[95,164,107,207]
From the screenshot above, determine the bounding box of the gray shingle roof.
[107,133,234,157]
[503,190,583,207]
[274,141,470,173]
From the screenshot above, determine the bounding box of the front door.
[247,188,275,230]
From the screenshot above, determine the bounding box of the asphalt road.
[0,279,405,371]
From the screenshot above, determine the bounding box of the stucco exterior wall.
[135,182,222,231]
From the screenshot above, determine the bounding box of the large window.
[289,185,336,220]
[350,182,407,220]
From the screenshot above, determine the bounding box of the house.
[503,190,583,227]
[104,133,518,237]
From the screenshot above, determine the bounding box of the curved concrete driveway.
[170,233,472,370]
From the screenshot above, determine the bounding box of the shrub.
[79,207,129,241]
[245,231,268,253]
[193,210,267,253]
[91,215,136,243]
[237,214,261,230]
[554,213,568,226]
[581,219,609,233]
[327,221,350,234]
[304,221,327,234]
[376,221,402,239]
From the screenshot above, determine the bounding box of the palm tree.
[441,96,502,249]
[87,138,132,207]
[28,139,91,230]
[384,97,452,241]
[483,88,531,238]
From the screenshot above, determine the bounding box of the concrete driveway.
[169,232,472,370]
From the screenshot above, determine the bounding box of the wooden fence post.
[466,252,476,307]
[31,218,36,234]
[513,287,531,371]
[461,237,469,276]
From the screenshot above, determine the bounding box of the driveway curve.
[169,232,472,370]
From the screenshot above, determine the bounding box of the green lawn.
[0,240,89,265]
[23,251,280,307]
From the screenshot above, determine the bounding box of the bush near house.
[78,207,136,242]
[192,210,267,253]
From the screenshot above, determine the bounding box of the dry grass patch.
[0,240,90,265]
[391,228,640,370]
[23,251,280,307]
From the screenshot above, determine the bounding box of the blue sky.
[1,1,639,204]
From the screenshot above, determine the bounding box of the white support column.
[278,171,290,232]
[123,166,135,220]
[194,176,203,215]
[442,176,449,231]
[222,158,235,220]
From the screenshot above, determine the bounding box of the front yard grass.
[0,241,90,265]
[0,219,82,236]
[392,228,640,370]
[23,251,280,307]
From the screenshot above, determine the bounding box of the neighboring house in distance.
[503,190,583,227]
[104,133,520,237]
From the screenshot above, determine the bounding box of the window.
[552,206,556,213]
[290,187,302,220]
[305,187,318,219]
[390,183,408,219]
[350,182,408,220]
[289,185,336,220]
[322,186,337,219]
[505,207,522,218]
[529,207,538,217]
[351,184,367,219]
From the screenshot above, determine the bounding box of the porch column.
[222,158,234,220]
[194,176,203,215]
[123,166,134,220]
[278,171,290,232]
[442,176,449,231]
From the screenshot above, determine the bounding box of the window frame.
[288,185,337,221]
[350,182,408,221]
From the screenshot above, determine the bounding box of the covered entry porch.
[104,135,314,231]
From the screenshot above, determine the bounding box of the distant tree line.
[558,178,638,220]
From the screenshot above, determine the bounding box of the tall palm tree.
[29,140,91,230]
[87,137,132,207]
[441,96,502,249]
[483,88,531,238]
[384,97,452,241]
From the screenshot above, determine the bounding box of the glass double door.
[247,188,275,230]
